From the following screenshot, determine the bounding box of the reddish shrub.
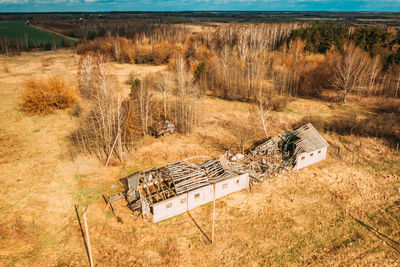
[22,76,76,115]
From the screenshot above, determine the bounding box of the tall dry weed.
[21,76,76,115]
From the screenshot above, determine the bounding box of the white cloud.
[0,0,27,3]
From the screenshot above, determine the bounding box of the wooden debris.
[150,120,176,138]
[107,123,327,220]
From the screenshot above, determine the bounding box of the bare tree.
[155,71,172,119]
[74,53,125,165]
[367,55,381,97]
[332,43,369,103]
[174,53,201,133]
[395,68,400,98]
[231,119,253,154]
[256,86,271,138]
[78,53,96,98]
[112,38,120,62]
[137,76,152,135]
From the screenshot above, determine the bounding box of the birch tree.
[155,71,172,119]
[74,53,125,165]
[137,76,152,135]
[367,55,381,97]
[332,43,369,103]
[256,86,271,138]
[174,53,201,133]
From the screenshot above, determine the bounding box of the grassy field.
[0,20,64,47]
[0,50,399,266]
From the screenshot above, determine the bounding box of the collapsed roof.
[120,157,236,211]
[111,123,328,218]
[283,123,329,154]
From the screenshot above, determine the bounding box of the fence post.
[82,205,94,267]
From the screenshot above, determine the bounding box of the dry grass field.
[0,49,399,266]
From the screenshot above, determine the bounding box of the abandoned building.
[118,158,249,223]
[110,123,328,223]
[290,123,329,170]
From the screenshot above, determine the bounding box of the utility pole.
[212,183,216,244]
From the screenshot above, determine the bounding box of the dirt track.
[30,24,79,42]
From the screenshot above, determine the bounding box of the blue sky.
[0,0,399,13]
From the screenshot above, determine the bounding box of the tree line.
[71,23,400,163]
[76,23,400,101]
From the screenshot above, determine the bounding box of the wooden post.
[82,206,94,267]
[212,183,216,245]
[105,131,121,167]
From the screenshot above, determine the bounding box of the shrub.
[269,95,292,111]
[153,41,174,65]
[21,76,76,115]
[297,62,333,98]
[125,71,140,86]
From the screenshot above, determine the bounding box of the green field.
[0,20,65,47]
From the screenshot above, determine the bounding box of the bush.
[125,71,138,85]
[21,76,76,115]
[269,95,293,111]
[297,63,333,98]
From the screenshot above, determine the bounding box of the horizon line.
[1,10,400,14]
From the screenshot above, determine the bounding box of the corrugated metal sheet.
[199,159,235,183]
[292,123,328,153]
[165,161,210,195]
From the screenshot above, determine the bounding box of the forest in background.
[1,12,398,164]
[74,22,400,99]
[19,21,400,164]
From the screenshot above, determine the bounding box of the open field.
[0,48,399,266]
[1,12,400,26]
[0,20,65,47]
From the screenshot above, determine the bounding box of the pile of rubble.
[108,123,328,220]
[112,132,301,212]
[113,156,235,218]
[220,132,299,184]
[150,120,176,138]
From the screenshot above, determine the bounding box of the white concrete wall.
[215,173,249,199]
[187,185,213,210]
[152,173,249,223]
[295,147,327,170]
[152,194,188,223]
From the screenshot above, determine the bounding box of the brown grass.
[3,63,9,73]
[270,95,293,111]
[1,50,400,266]
[295,113,400,145]
[360,97,400,114]
[0,128,24,164]
[21,75,76,115]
